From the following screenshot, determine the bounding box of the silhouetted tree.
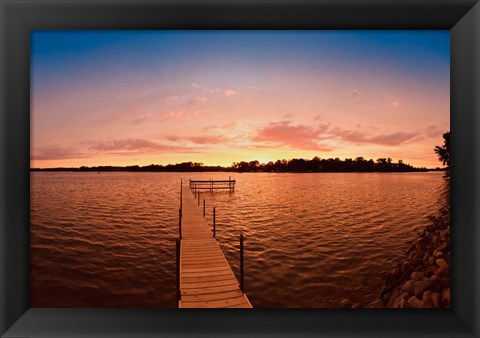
[434,131,450,177]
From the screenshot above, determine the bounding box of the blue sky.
[31,30,450,168]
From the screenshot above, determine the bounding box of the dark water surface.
[30,171,446,308]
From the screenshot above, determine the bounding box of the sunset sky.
[31,30,449,168]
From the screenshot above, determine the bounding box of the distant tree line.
[231,157,431,173]
[31,157,444,173]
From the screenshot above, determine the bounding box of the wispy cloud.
[188,135,228,144]
[87,138,195,154]
[391,101,400,108]
[160,110,207,121]
[251,119,426,150]
[424,125,446,138]
[188,96,208,106]
[331,128,421,146]
[32,145,89,161]
[165,95,179,101]
[252,120,332,151]
[133,114,151,125]
[165,135,228,145]
[193,83,237,97]
[223,89,237,97]
[203,122,237,132]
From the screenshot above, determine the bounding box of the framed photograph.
[1,0,479,337]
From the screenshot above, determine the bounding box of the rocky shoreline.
[378,200,451,308]
[340,189,450,309]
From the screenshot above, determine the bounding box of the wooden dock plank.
[180,296,250,308]
[178,184,251,308]
[181,290,246,302]
[181,279,240,289]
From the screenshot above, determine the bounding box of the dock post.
[203,199,206,217]
[213,207,216,238]
[240,234,244,293]
[180,179,182,209]
[198,192,200,206]
[179,209,182,239]
[176,239,181,303]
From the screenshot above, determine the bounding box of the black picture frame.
[1,0,479,337]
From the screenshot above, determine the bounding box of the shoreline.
[377,192,451,308]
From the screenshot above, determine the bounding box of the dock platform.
[189,178,235,193]
[178,184,252,308]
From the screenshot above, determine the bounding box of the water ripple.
[31,171,447,308]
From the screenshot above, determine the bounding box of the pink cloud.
[165,135,228,145]
[424,125,446,138]
[161,110,206,121]
[133,114,151,124]
[252,121,332,151]
[203,122,237,132]
[32,145,89,161]
[86,138,195,154]
[332,128,421,146]
[200,87,237,97]
[188,135,228,144]
[165,95,179,101]
[188,96,208,106]
[223,89,236,97]
[252,120,423,150]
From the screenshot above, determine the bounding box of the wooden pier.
[177,182,252,308]
[189,178,235,193]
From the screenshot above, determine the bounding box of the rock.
[401,280,415,294]
[436,265,450,277]
[340,298,352,308]
[368,299,384,308]
[442,288,450,307]
[428,257,436,265]
[421,291,434,308]
[407,296,422,308]
[411,271,425,281]
[430,274,439,284]
[434,251,444,258]
[436,258,447,267]
[414,265,423,272]
[401,261,410,273]
[414,280,432,298]
[426,265,437,274]
[438,242,447,252]
[414,259,425,267]
[351,303,362,309]
[431,292,441,308]
[386,290,404,308]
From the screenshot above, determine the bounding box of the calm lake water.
[30,171,447,308]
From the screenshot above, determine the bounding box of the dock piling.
[203,199,206,217]
[240,233,244,293]
[179,208,182,239]
[176,239,181,303]
[213,207,216,238]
